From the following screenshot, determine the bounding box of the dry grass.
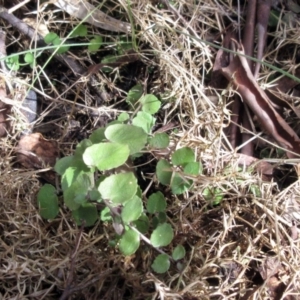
[1,0,300,299]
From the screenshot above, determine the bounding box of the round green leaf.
[156,159,172,185]
[149,133,170,149]
[105,124,148,154]
[133,214,149,234]
[83,142,130,171]
[147,191,167,214]
[89,127,106,143]
[100,207,112,221]
[202,187,224,205]
[126,84,143,106]
[150,223,173,247]
[44,32,60,44]
[118,112,130,122]
[151,254,170,273]
[54,156,74,175]
[171,147,195,166]
[183,162,202,175]
[140,94,161,114]
[88,36,102,52]
[70,24,87,37]
[98,172,137,204]
[132,111,156,134]
[37,184,59,219]
[6,55,20,71]
[24,53,34,64]
[119,229,140,256]
[121,196,143,224]
[72,203,98,227]
[171,172,193,195]
[172,245,186,261]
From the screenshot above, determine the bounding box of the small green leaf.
[140,94,161,114]
[150,223,173,247]
[183,162,202,175]
[54,156,74,175]
[172,147,195,166]
[119,229,140,256]
[72,203,98,227]
[53,37,70,54]
[157,212,167,223]
[172,245,186,261]
[132,111,156,134]
[118,112,130,122]
[6,55,20,71]
[98,172,137,204]
[88,36,103,52]
[75,139,93,157]
[133,214,149,234]
[89,127,106,143]
[171,173,192,195]
[126,84,143,107]
[101,55,117,72]
[202,187,224,205]
[101,207,112,221]
[156,159,172,185]
[105,124,148,155]
[24,53,34,64]
[121,196,143,224]
[149,133,170,149]
[147,191,167,213]
[83,142,130,171]
[70,24,88,37]
[151,254,170,273]
[44,32,60,44]
[37,184,59,219]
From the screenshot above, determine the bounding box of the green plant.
[37,88,201,273]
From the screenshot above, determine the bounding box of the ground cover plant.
[1,0,300,299]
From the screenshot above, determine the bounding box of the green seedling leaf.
[89,127,106,144]
[6,55,20,71]
[44,32,60,44]
[126,84,143,107]
[140,94,161,114]
[54,156,74,175]
[150,223,173,247]
[75,139,93,157]
[183,162,202,175]
[151,254,170,273]
[72,203,98,227]
[101,55,117,72]
[149,133,170,149]
[105,124,148,155]
[157,212,167,223]
[44,32,69,54]
[101,207,112,221]
[121,196,143,224]
[156,159,172,185]
[171,173,192,195]
[83,142,130,171]
[118,112,130,122]
[147,191,167,214]
[119,229,140,256]
[98,172,137,204]
[37,184,59,219]
[61,166,82,191]
[89,189,101,201]
[250,185,261,197]
[172,147,195,166]
[70,24,88,37]
[132,111,156,134]
[88,36,103,52]
[202,187,224,205]
[172,245,186,261]
[133,214,149,234]
[24,53,34,64]
[63,173,93,210]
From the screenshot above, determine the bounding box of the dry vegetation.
[1,0,300,299]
